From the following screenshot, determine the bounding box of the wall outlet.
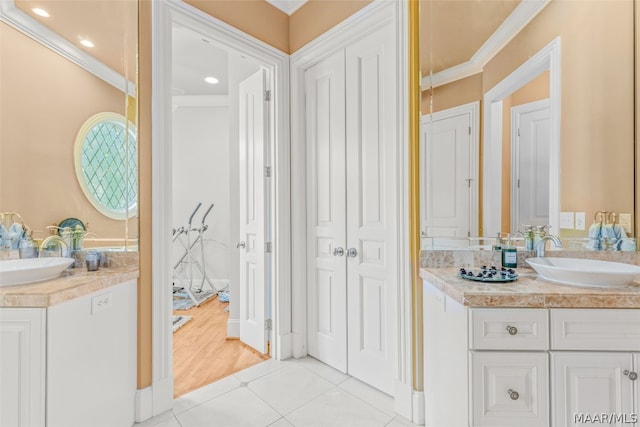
[619,213,632,234]
[92,293,112,314]
[575,212,586,230]
[560,212,574,229]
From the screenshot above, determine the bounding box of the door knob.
[236,241,246,249]
[347,247,358,258]
[507,389,520,400]
[333,247,345,257]
[623,370,638,380]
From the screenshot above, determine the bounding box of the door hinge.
[265,319,272,330]
[265,242,272,253]
[264,90,271,102]
[265,166,272,178]
[517,178,520,189]
[517,127,520,137]
[468,126,471,135]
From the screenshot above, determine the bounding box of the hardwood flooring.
[173,296,270,398]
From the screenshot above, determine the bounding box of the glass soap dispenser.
[501,233,517,268]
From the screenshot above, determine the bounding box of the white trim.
[151,0,290,419]
[510,99,551,231]
[226,318,240,338]
[290,0,411,421]
[422,0,550,89]
[172,95,230,108]
[265,0,308,15]
[0,0,136,96]
[134,386,153,423]
[420,101,480,237]
[483,37,561,236]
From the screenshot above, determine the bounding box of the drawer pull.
[506,325,518,335]
[623,370,638,381]
[508,389,520,400]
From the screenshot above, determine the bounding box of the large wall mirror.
[0,0,138,250]
[420,0,635,249]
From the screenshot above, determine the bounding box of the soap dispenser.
[501,233,517,268]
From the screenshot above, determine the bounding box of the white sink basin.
[0,257,75,287]
[526,257,640,288]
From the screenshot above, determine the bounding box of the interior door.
[238,69,268,354]
[345,23,397,395]
[512,99,550,229]
[305,50,348,372]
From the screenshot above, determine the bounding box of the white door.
[345,24,397,394]
[238,69,268,354]
[552,352,634,427]
[305,50,348,372]
[421,111,473,246]
[512,100,550,230]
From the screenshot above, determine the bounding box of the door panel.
[239,69,267,354]
[305,50,347,372]
[345,23,397,394]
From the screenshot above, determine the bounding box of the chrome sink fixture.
[526,257,640,288]
[0,257,74,287]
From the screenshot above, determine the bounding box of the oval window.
[74,112,137,219]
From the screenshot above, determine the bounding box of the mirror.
[0,0,138,250]
[419,0,635,248]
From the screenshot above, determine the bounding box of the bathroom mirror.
[0,0,138,250]
[420,0,635,247]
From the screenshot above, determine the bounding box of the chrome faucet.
[534,234,563,257]
[40,235,71,258]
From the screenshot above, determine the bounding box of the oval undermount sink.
[526,257,640,288]
[0,257,75,287]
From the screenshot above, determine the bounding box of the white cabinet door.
[305,49,348,372]
[0,308,46,427]
[552,352,634,427]
[345,21,397,395]
[471,351,549,427]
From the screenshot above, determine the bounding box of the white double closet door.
[304,24,397,395]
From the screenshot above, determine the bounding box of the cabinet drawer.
[470,308,549,350]
[470,352,549,427]
[551,309,640,351]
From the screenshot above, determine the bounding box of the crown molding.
[422,0,550,90]
[0,0,136,96]
[265,0,308,15]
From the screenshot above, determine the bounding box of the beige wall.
[421,73,482,114]
[0,22,132,242]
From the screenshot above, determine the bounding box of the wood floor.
[173,296,270,398]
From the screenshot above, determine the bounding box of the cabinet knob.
[506,325,518,335]
[623,370,638,381]
[508,389,520,400]
[347,247,358,258]
[333,247,345,257]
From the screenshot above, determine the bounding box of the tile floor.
[135,357,420,427]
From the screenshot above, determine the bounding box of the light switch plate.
[575,212,586,230]
[560,212,574,229]
[619,213,632,234]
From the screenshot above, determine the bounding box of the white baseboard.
[276,332,293,359]
[152,377,174,417]
[412,391,425,425]
[394,380,413,421]
[135,386,153,422]
[227,318,240,337]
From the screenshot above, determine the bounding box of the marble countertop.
[0,267,139,308]
[421,267,640,308]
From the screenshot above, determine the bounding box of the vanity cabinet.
[423,280,640,427]
[0,279,136,427]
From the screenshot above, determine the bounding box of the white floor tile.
[291,356,350,385]
[173,374,241,415]
[249,364,335,415]
[386,415,422,427]
[286,388,393,427]
[233,358,292,383]
[134,410,181,427]
[268,417,294,427]
[339,377,395,417]
[176,387,281,427]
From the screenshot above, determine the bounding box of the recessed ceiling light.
[80,39,94,48]
[204,76,219,85]
[32,7,49,17]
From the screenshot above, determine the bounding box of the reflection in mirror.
[0,0,138,251]
[420,0,635,250]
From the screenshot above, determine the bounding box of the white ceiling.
[265,0,308,15]
[172,24,229,96]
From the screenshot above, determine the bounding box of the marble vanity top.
[421,267,640,308]
[0,267,139,308]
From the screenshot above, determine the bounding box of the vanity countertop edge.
[420,267,640,308]
[0,267,139,308]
